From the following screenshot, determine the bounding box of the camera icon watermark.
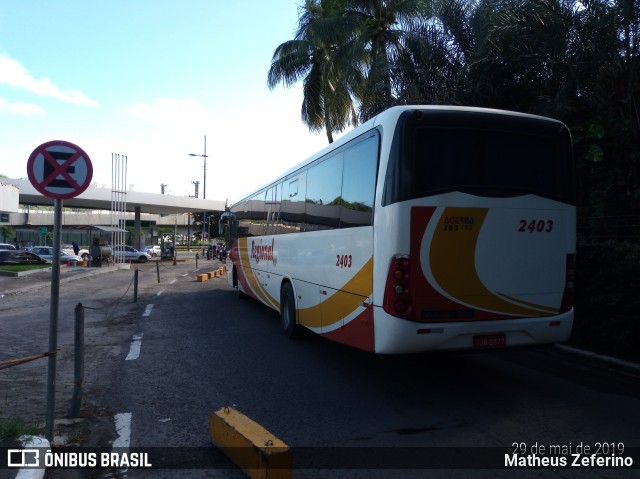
[7,449,40,468]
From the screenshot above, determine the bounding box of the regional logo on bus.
[251,238,276,266]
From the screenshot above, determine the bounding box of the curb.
[555,343,640,371]
[0,267,53,278]
[15,435,49,479]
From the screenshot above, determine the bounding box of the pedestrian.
[72,241,80,255]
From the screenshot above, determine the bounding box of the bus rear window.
[383,112,575,205]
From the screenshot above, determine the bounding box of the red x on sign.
[27,140,93,199]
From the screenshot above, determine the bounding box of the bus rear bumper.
[373,308,574,355]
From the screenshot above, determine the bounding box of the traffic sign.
[27,140,93,199]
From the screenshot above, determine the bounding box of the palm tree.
[267,0,357,143]
[394,0,476,105]
[333,0,434,121]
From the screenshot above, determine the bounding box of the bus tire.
[280,281,299,339]
[233,267,246,299]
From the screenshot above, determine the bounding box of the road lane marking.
[125,334,143,361]
[142,304,154,317]
[181,273,188,277]
[113,412,132,476]
[113,412,132,448]
[156,290,164,296]
[170,279,177,284]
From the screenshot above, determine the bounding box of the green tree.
[393,0,474,104]
[439,0,638,218]
[269,0,639,220]
[268,0,357,143]
[1,225,15,244]
[573,0,640,218]
[334,0,434,120]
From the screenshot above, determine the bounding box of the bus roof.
[230,105,564,207]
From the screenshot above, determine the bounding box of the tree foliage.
[268,0,640,218]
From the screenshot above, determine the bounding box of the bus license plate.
[473,334,506,349]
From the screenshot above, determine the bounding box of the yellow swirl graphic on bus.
[297,257,373,329]
[238,237,278,309]
[429,207,555,317]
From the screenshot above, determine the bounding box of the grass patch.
[0,264,51,272]
[0,417,40,442]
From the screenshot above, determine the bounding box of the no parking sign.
[27,140,93,199]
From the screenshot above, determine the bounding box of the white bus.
[227,106,575,354]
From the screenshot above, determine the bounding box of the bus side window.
[281,173,306,233]
[269,182,284,235]
[340,134,378,227]
[244,192,265,236]
[249,192,264,221]
[305,153,343,230]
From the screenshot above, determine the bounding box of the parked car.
[0,250,50,265]
[62,244,91,261]
[143,245,161,257]
[111,245,151,263]
[29,246,82,264]
[0,243,17,250]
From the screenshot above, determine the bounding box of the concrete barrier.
[210,406,291,479]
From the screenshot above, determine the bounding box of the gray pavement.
[0,250,204,297]
[0,263,120,297]
[0,263,135,425]
[0,254,223,479]
[0,254,213,426]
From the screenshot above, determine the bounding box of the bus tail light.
[383,255,415,321]
[560,253,575,313]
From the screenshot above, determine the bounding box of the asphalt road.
[1,258,639,478]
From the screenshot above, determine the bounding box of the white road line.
[113,412,132,448]
[181,273,188,277]
[142,304,154,317]
[112,412,132,476]
[156,290,164,296]
[125,334,143,361]
[169,279,177,284]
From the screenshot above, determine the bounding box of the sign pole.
[45,198,63,440]
[26,140,93,440]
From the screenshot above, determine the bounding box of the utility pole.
[189,136,208,255]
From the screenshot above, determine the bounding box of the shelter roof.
[3,178,225,214]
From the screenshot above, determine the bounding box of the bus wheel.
[233,267,246,299]
[280,282,299,339]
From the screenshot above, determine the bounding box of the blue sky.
[0,0,337,204]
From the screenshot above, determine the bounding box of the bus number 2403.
[518,219,554,233]
[336,254,353,268]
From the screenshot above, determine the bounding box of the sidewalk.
[0,257,207,424]
[0,263,129,297]
[0,249,206,297]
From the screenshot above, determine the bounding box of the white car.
[62,244,90,261]
[143,245,161,257]
[111,245,152,263]
[29,246,82,264]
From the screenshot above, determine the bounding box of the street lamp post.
[189,136,208,255]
